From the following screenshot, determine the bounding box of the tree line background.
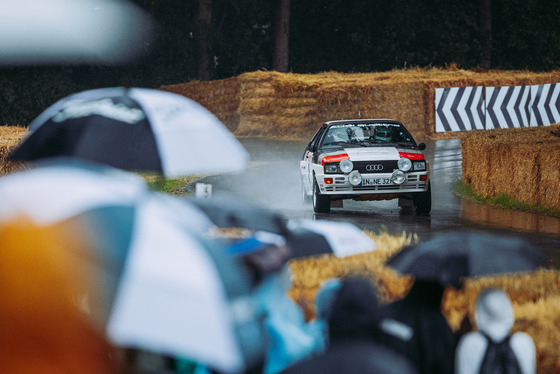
[1,0,559,125]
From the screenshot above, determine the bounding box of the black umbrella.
[386,231,547,288]
[9,87,248,177]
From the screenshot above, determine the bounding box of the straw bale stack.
[462,124,560,209]
[0,126,27,175]
[272,74,320,139]
[159,68,560,140]
[233,71,281,137]
[316,80,427,140]
[159,76,240,132]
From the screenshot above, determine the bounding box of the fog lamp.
[348,170,362,186]
[391,170,405,184]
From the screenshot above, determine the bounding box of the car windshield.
[321,123,415,147]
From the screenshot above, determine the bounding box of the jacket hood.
[475,288,514,342]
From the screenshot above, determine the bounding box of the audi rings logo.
[366,164,383,172]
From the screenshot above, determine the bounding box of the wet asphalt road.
[199,137,560,268]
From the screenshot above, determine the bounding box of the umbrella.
[0,160,265,373]
[286,219,377,258]
[0,0,154,66]
[9,87,249,177]
[105,195,261,373]
[189,193,290,235]
[386,230,547,288]
[0,158,148,225]
[187,193,375,259]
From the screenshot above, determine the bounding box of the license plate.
[362,177,391,186]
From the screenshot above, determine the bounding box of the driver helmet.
[375,126,392,142]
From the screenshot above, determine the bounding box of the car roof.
[324,119,402,127]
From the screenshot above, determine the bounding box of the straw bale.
[288,229,417,317]
[159,77,240,132]
[275,97,317,108]
[268,115,317,139]
[538,143,560,208]
[276,106,316,118]
[240,85,276,99]
[238,97,275,115]
[273,74,320,97]
[462,124,560,209]
[235,115,274,137]
[238,72,278,96]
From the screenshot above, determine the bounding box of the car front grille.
[353,160,398,174]
[324,180,427,193]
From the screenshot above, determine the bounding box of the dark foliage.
[1,0,559,125]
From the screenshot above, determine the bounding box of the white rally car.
[300,119,431,214]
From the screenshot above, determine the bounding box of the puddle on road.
[461,198,560,235]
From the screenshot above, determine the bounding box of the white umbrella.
[10,87,250,177]
[0,158,148,225]
[0,0,154,65]
[106,195,247,373]
[287,219,376,258]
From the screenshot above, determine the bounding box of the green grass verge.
[453,180,560,217]
[141,174,201,196]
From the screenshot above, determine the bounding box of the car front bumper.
[317,171,429,195]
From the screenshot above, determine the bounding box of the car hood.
[343,147,401,161]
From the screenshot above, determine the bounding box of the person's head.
[375,126,392,141]
[328,275,380,340]
[475,288,514,339]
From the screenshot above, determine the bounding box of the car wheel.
[313,180,330,213]
[414,181,432,215]
[301,181,311,205]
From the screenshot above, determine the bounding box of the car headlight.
[413,161,426,171]
[348,170,362,186]
[339,158,353,174]
[324,163,338,173]
[398,157,412,172]
[391,170,405,184]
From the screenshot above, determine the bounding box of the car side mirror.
[418,142,426,150]
[310,145,317,152]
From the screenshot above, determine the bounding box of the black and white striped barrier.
[435,83,560,132]
[485,85,531,129]
[529,84,560,127]
[435,87,485,132]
